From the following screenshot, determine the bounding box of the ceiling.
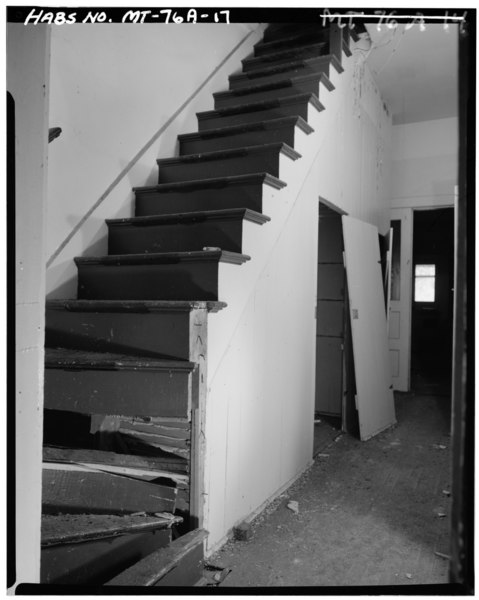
[364,23,459,125]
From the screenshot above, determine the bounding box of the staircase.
[41,22,356,587]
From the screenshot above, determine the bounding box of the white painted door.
[384,228,393,323]
[389,208,413,391]
[342,215,396,441]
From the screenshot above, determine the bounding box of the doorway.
[411,207,455,396]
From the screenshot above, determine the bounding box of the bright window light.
[414,264,436,302]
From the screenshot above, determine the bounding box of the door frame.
[315,197,348,419]
[389,204,455,392]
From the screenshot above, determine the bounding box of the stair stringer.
[202,48,359,552]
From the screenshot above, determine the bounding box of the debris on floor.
[202,563,232,587]
[233,521,252,541]
[286,500,299,514]
[209,393,451,587]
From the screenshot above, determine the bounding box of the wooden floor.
[210,391,452,590]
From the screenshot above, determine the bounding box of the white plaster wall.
[204,48,392,552]
[391,117,458,209]
[46,23,265,297]
[314,57,393,234]
[7,23,50,585]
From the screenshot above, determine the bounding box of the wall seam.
[46,25,261,268]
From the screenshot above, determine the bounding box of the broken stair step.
[106,528,208,586]
[254,28,332,56]
[179,116,313,155]
[197,93,323,131]
[76,250,250,302]
[44,444,190,483]
[45,348,197,418]
[214,73,334,109]
[44,445,189,477]
[46,299,220,362]
[134,172,285,217]
[156,142,300,184]
[41,513,181,547]
[229,54,342,89]
[41,525,172,585]
[242,42,329,72]
[42,462,177,515]
[107,208,270,255]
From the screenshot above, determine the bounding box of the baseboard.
[205,459,314,557]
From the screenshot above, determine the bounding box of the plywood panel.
[342,215,396,440]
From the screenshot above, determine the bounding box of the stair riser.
[215,79,321,109]
[254,31,330,56]
[135,182,265,217]
[262,23,326,42]
[78,262,220,301]
[158,152,281,184]
[242,45,327,72]
[41,529,171,585]
[42,467,177,514]
[180,123,297,155]
[108,219,244,255]
[229,59,330,89]
[46,310,193,360]
[198,101,310,131]
[45,366,194,417]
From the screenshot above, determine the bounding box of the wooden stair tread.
[106,528,208,586]
[198,93,323,119]
[43,446,189,476]
[41,513,181,547]
[229,54,343,83]
[156,142,301,166]
[46,299,227,313]
[242,41,328,67]
[133,172,286,194]
[45,348,196,371]
[42,463,178,515]
[178,116,313,142]
[106,208,270,227]
[74,249,251,267]
[215,73,334,101]
[254,30,330,54]
[262,23,326,41]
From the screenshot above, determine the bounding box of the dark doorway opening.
[411,207,455,396]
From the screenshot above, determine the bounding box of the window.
[414,264,436,302]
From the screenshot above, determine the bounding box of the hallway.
[209,392,451,589]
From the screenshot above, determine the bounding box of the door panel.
[315,210,345,417]
[316,300,344,337]
[389,208,413,391]
[315,337,343,415]
[316,264,345,299]
[342,215,396,441]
